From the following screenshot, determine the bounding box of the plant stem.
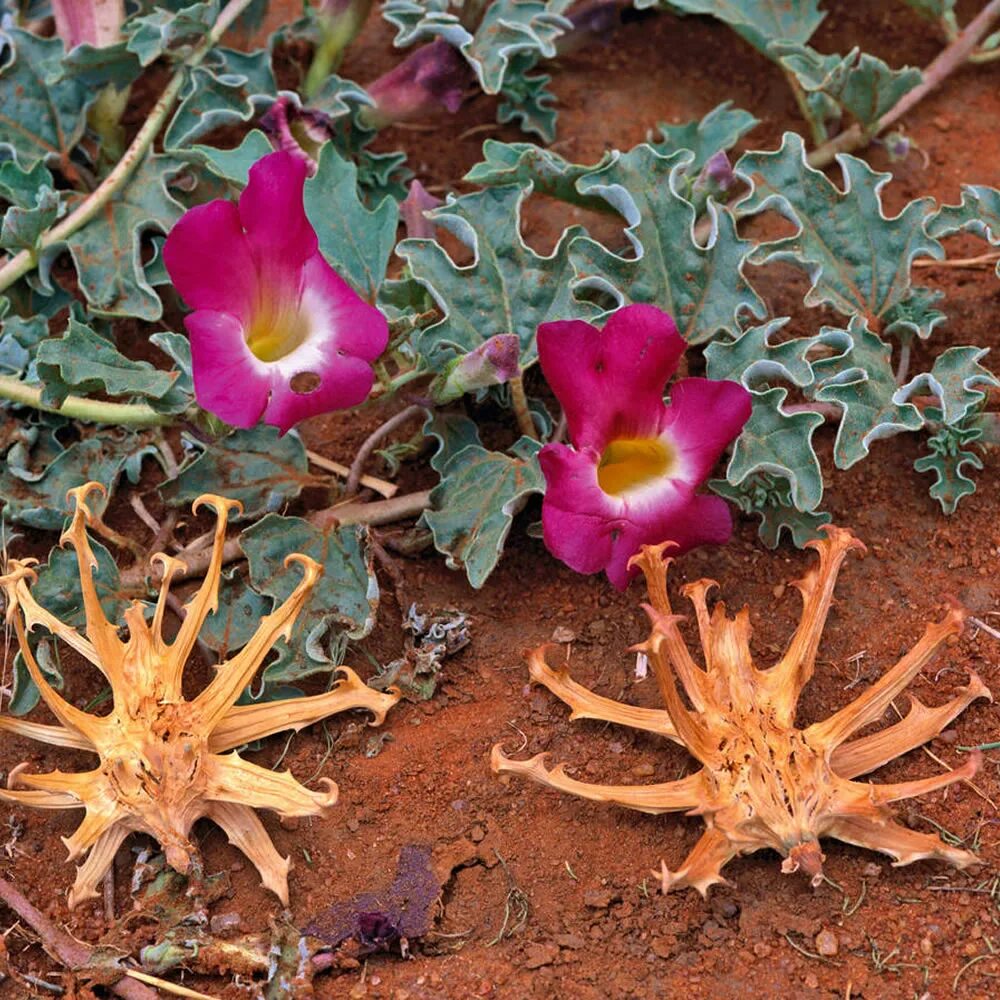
[0,374,171,426]
[0,876,158,1000]
[807,0,1000,170]
[0,0,256,295]
[508,374,537,439]
[782,67,826,147]
[345,403,426,495]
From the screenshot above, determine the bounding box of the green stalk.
[0,0,256,296]
[0,374,170,427]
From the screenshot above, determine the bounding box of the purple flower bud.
[362,40,472,128]
[52,0,123,49]
[260,96,338,176]
[556,1,621,56]
[400,179,443,240]
[432,334,521,403]
[690,151,735,209]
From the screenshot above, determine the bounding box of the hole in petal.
[291,371,321,394]
[597,437,675,496]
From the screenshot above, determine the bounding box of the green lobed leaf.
[710,472,831,548]
[882,285,947,342]
[0,160,54,207]
[0,313,47,377]
[660,0,825,54]
[914,414,983,515]
[725,386,825,511]
[164,48,275,150]
[927,185,1000,279]
[35,316,177,407]
[423,438,544,588]
[810,317,924,469]
[0,28,94,172]
[398,184,597,372]
[463,141,612,212]
[303,144,399,302]
[570,145,765,344]
[0,435,143,530]
[896,346,1000,428]
[162,426,314,520]
[735,132,943,325]
[240,513,379,682]
[650,100,759,174]
[383,0,572,93]
[0,185,62,252]
[497,52,558,142]
[125,0,219,66]
[63,153,184,320]
[704,317,817,388]
[772,43,921,132]
[199,567,272,658]
[61,41,143,91]
[423,410,483,473]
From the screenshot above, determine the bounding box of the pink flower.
[538,305,751,589]
[52,0,123,50]
[163,151,388,433]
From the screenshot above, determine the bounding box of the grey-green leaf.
[896,345,1000,427]
[704,317,817,388]
[651,101,759,174]
[710,473,831,548]
[927,185,1000,279]
[658,0,825,54]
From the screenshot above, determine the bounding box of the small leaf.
[164,48,275,150]
[725,386,825,511]
[0,28,94,173]
[423,438,545,588]
[896,345,1000,427]
[736,132,943,325]
[811,318,924,469]
[200,567,272,658]
[882,285,947,342]
[35,316,176,407]
[570,145,764,344]
[162,426,314,520]
[710,473,831,548]
[398,184,596,372]
[914,417,983,515]
[772,43,921,131]
[650,101,759,174]
[422,411,483,473]
[0,185,62,252]
[496,52,558,142]
[63,153,184,320]
[0,160,54,207]
[303,144,399,302]
[125,0,219,66]
[0,314,48,377]
[240,514,380,680]
[704,317,817,388]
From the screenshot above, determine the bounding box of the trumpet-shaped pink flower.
[538,305,751,589]
[163,151,387,433]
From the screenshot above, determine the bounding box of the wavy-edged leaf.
[896,345,1000,428]
[570,145,764,344]
[63,153,184,320]
[658,0,825,54]
[303,144,399,302]
[164,47,275,149]
[736,132,943,326]
[192,128,273,186]
[882,285,946,342]
[125,0,219,66]
[0,185,62,252]
[725,386,825,511]
[811,317,924,469]
[162,426,314,521]
[914,415,983,515]
[0,28,94,173]
[704,317,817,388]
[650,100,759,173]
[927,185,1000,279]
[423,438,544,588]
[497,52,558,142]
[398,184,596,371]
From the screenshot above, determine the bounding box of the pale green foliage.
[655,0,825,54]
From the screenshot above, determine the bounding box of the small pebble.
[814,929,838,956]
[210,912,241,936]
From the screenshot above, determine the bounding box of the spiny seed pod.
[494,526,990,894]
[0,482,399,907]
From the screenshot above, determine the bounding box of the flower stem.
[0,0,257,295]
[807,0,1000,169]
[0,374,171,426]
[509,374,537,440]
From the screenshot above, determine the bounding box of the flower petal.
[186,310,270,428]
[540,443,733,590]
[163,199,257,320]
[238,151,318,295]
[538,304,685,451]
[663,377,752,485]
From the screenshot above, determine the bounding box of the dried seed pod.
[493,526,991,894]
[0,482,399,907]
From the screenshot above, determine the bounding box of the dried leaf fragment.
[0,482,400,907]
[493,526,990,894]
